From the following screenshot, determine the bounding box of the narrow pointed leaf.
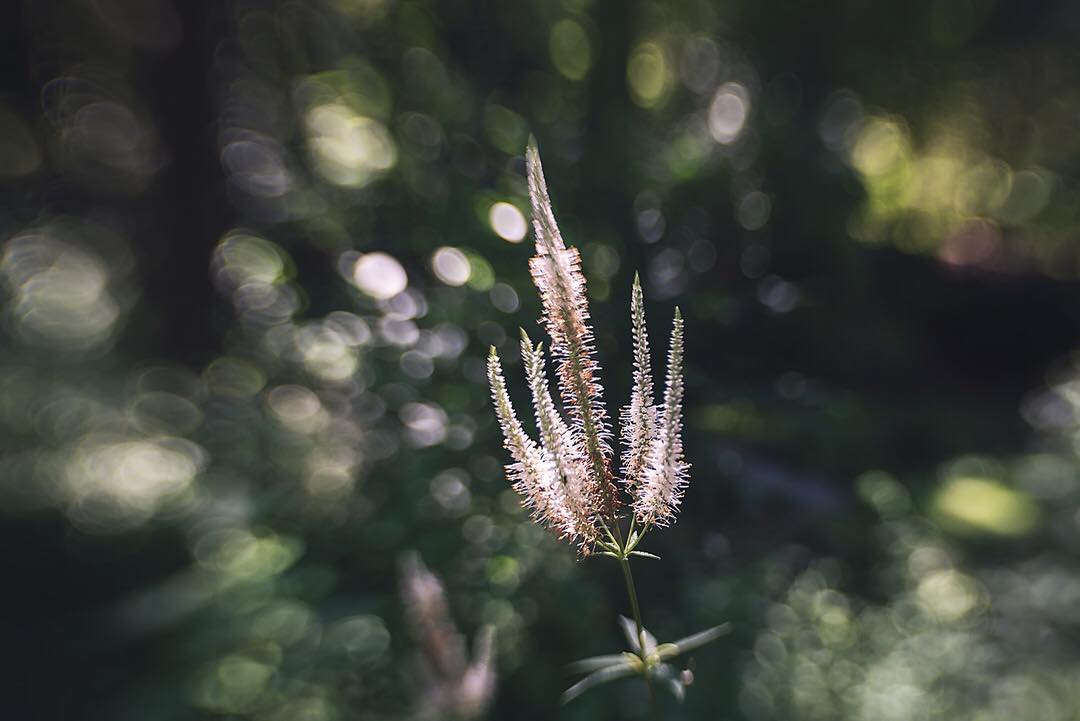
[561,663,636,704]
[643,628,658,655]
[657,623,732,658]
[625,525,650,553]
[651,663,686,702]
[618,615,640,652]
[630,550,661,560]
[598,539,621,554]
[618,616,657,655]
[567,653,635,673]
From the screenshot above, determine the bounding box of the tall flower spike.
[487,347,578,541]
[520,330,601,546]
[633,308,690,527]
[525,141,618,518]
[488,143,713,708]
[620,272,657,490]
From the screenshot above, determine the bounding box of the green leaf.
[618,616,657,655]
[562,663,637,704]
[600,528,621,553]
[630,550,661,560]
[651,663,686,702]
[567,653,635,673]
[657,623,732,659]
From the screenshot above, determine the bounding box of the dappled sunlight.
[348,251,409,299]
[708,82,751,145]
[488,202,528,243]
[432,246,472,286]
[550,19,593,82]
[1,223,130,352]
[932,474,1041,537]
[41,72,164,194]
[628,42,672,109]
[8,0,1080,719]
[305,102,398,188]
[744,466,1080,721]
[835,80,1080,276]
[63,436,205,532]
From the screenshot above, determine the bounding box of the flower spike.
[620,272,657,491]
[520,330,601,546]
[525,142,618,518]
[487,141,692,551]
[487,347,578,541]
[488,143,716,709]
[633,308,689,527]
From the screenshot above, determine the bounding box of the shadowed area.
[5,0,1080,719]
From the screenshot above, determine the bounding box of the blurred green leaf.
[567,652,639,673]
[657,623,732,659]
[562,662,637,704]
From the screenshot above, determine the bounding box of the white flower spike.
[486,141,719,710]
[487,140,690,551]
[632,307,689,527]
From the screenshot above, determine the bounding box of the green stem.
[619,555,660,720]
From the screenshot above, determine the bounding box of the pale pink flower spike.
[487,141,690,553]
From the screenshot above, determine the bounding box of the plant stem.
[619,555,660,720]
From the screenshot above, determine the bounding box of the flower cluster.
[487,142,689,552]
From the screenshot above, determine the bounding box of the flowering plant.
[487,142,727,713]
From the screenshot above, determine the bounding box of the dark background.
[4,1,1080,719]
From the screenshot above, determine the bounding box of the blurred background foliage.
[5,0,1080,719]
